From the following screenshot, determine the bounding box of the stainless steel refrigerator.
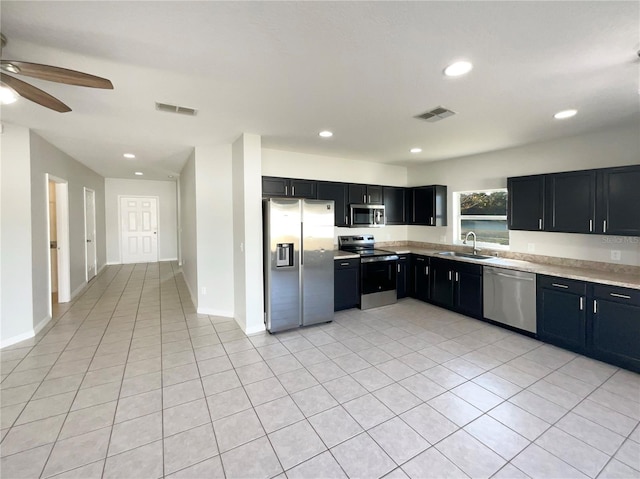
[263,198,334,333]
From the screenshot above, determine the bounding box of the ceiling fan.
[0,33,113,113]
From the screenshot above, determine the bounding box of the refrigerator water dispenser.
[276,243,293,267]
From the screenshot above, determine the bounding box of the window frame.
[453,188,510,250]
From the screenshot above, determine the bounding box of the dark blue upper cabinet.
[508,175,545,231]
[545,170,596,234]
[596,165,640,236]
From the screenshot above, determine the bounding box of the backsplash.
[377,241,640,276]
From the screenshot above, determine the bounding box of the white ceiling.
[1,1,638,181]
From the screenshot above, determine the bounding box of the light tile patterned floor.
[1,262,639,478]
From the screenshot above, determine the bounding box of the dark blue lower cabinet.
[411,255,430,302]
[537,287,587,354]
[591,286,640,373]
[537,276,640,373]
[396,256,410,299]
[430,258,482,318]
[334,259,360,311]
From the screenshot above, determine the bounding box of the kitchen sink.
[437,251,496,261]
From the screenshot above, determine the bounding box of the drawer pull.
[552,283,569,289]
[610,293,631,299]
[341,262,350,266]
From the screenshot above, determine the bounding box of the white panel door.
[84,188,97,280]
[120,196,158,263]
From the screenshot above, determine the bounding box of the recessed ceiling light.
[123,153,136,159]
[410,148,422,153]
[444,61,473,77]
[553,109,577,120]
[0,82,19,105]
[134,172,143,176]
[319,131,333,138]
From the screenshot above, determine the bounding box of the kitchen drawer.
[538,275,587,296]
[335,258,360,270]
[592,284,640,305]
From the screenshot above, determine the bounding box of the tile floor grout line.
[99,263,150,478]
[35,264,133,478]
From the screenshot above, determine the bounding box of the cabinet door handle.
[579,297,584,311]
[603,220,607,233]
[368,195,371,203]
[455,272,459,282]
[345,216,349,225]
[589,219,593,232]
[341,262,349,266]
[430,216,434,225]
[285,185,288,195]
[593,299,598,314]
[610,293,631,299]
[538,218,543,230]
[552,283,569,289]
[425,266,429,275]
[292,186,295,196]
[448,271,452,281]
[397,264,400,273]
[363,194,366,203]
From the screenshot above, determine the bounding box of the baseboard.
[70,282,87,301]
[246,323,267,335]
[33,315,52,336]
[196,307,235,317]
[0,329,35,349]
[159,257,178,262]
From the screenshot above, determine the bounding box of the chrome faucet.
[463,231,479,255]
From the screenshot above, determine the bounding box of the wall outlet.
[611,250,621,261]
[240,242,244,252]
[201,287,207,295]
[527,243,535,253]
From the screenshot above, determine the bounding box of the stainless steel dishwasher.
[483,266,537,333]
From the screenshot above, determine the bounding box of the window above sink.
[454,189,509,250]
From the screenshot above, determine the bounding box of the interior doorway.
[46,175,70,315]
[120,196,159,263]
[84,188,97,281]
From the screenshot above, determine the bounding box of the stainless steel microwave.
[350,204,385,227]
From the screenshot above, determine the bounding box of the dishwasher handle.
[486,270,535,281]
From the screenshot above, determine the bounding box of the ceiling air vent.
[415,106,456,122]
[155,102,198,116]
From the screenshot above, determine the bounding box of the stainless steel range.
[338,235,399,310]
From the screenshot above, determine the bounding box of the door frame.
[46,174,71,315]
[118,195,160,263]
[84,187,97,282]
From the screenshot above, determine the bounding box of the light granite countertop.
[335,247,640,290]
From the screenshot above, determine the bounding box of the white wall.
[194,145,234,317]
[179,151,198,307]
[105,178,178,263]
[1,124,34,347]
[262,148,410,244]
[407,122,640,265]
[233,134,264,334]
[29,132,106,331]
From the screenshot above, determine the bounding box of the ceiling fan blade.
[1,73,71,112]
[1,60,113,89]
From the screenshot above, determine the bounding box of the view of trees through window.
[459,190,509,246]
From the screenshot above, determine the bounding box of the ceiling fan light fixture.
[0,82,19,104]
[444,61,473,77]
[553,109,577,120]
